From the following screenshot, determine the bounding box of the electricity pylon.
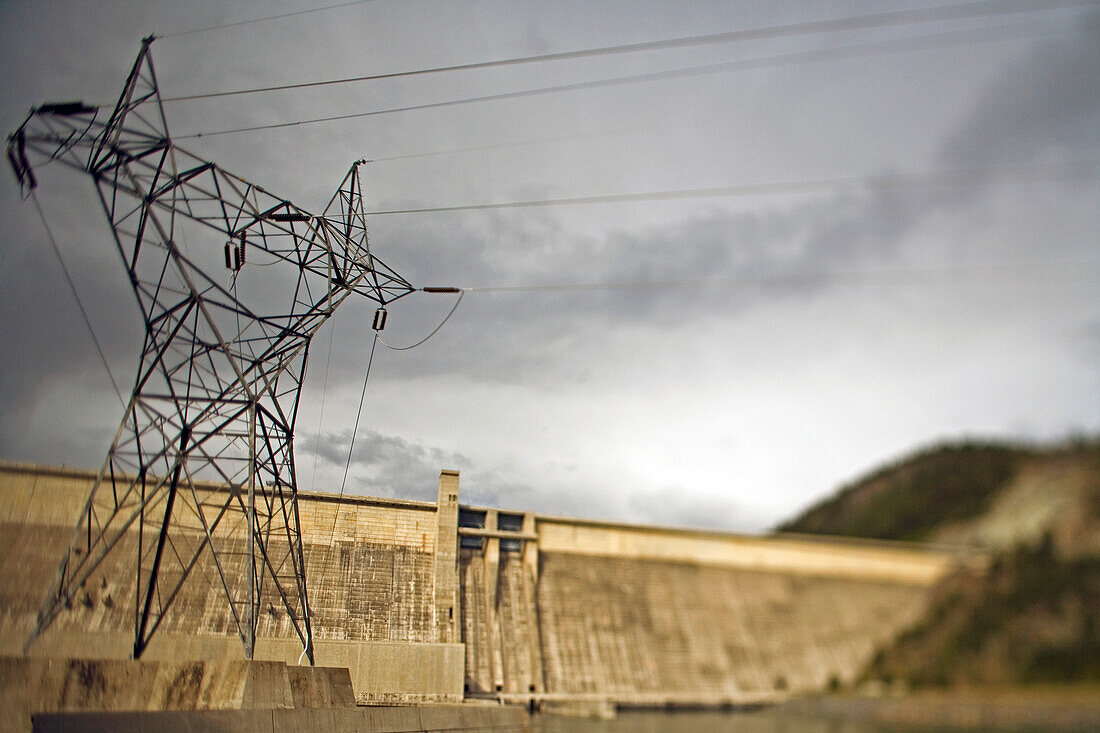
[8,37,415,661]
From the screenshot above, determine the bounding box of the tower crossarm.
[10,104,414,313]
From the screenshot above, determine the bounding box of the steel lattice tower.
[8,37,415,661]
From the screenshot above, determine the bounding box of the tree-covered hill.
[777,438,1100,688]
[777,439,1100,555]
[866,537,1100,686]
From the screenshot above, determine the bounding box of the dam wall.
[0,461,964,707]
[0,463,461,704]
[458,510,959,704]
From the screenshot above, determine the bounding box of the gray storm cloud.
[2,2,1096,529]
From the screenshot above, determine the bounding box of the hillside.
[777,439,1100,556]
[866,537,1100,686]
[777,438,1100,688]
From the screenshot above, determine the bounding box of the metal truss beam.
[8,37,415,662]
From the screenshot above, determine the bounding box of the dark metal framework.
[8,37,414,661]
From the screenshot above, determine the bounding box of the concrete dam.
[0,461,962,706]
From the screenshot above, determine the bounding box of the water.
[528,709,1056,733]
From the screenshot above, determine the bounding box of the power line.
[449,260,1100,295]
[377,291,465,351]
[366,123,661,163]
[364,161,1100,216]
[177,20,1065,139]
[337,332,379,500]
[162,0,1097,101]
[326,329,378,562]
[160,0,381,39]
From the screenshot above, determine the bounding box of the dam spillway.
[0,461,964,706]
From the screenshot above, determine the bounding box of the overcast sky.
[1,0,1097,532]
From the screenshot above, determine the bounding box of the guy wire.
[330,331,379,544]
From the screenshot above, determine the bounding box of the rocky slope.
[866,537,1099,686]
[777,438,1100,687]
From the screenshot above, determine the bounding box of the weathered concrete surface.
[285,666,354,708]
[0,657,298,733]
[459,512,964,702]
[2,656,369,732]
[31,704,529,733]
[0,463,441,646]
[0,463,462,703]
[433,471,461,644]
[3,630,463,705]
[537,516,959,585]
[1,461,966,708]
[535,553,928,698]
[461,549,540,696]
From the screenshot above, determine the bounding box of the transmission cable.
[30,192,126,406]
[160,0,381,39]
[162,0,1097,102]
[377,290,464,351]
[326,330,380,552]
[317,327,377,664]
[338,331,378,498]
[364,161,1100,216]
[448,260,1099,295]
[366,123,660,163]
[176,20,1066,139]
